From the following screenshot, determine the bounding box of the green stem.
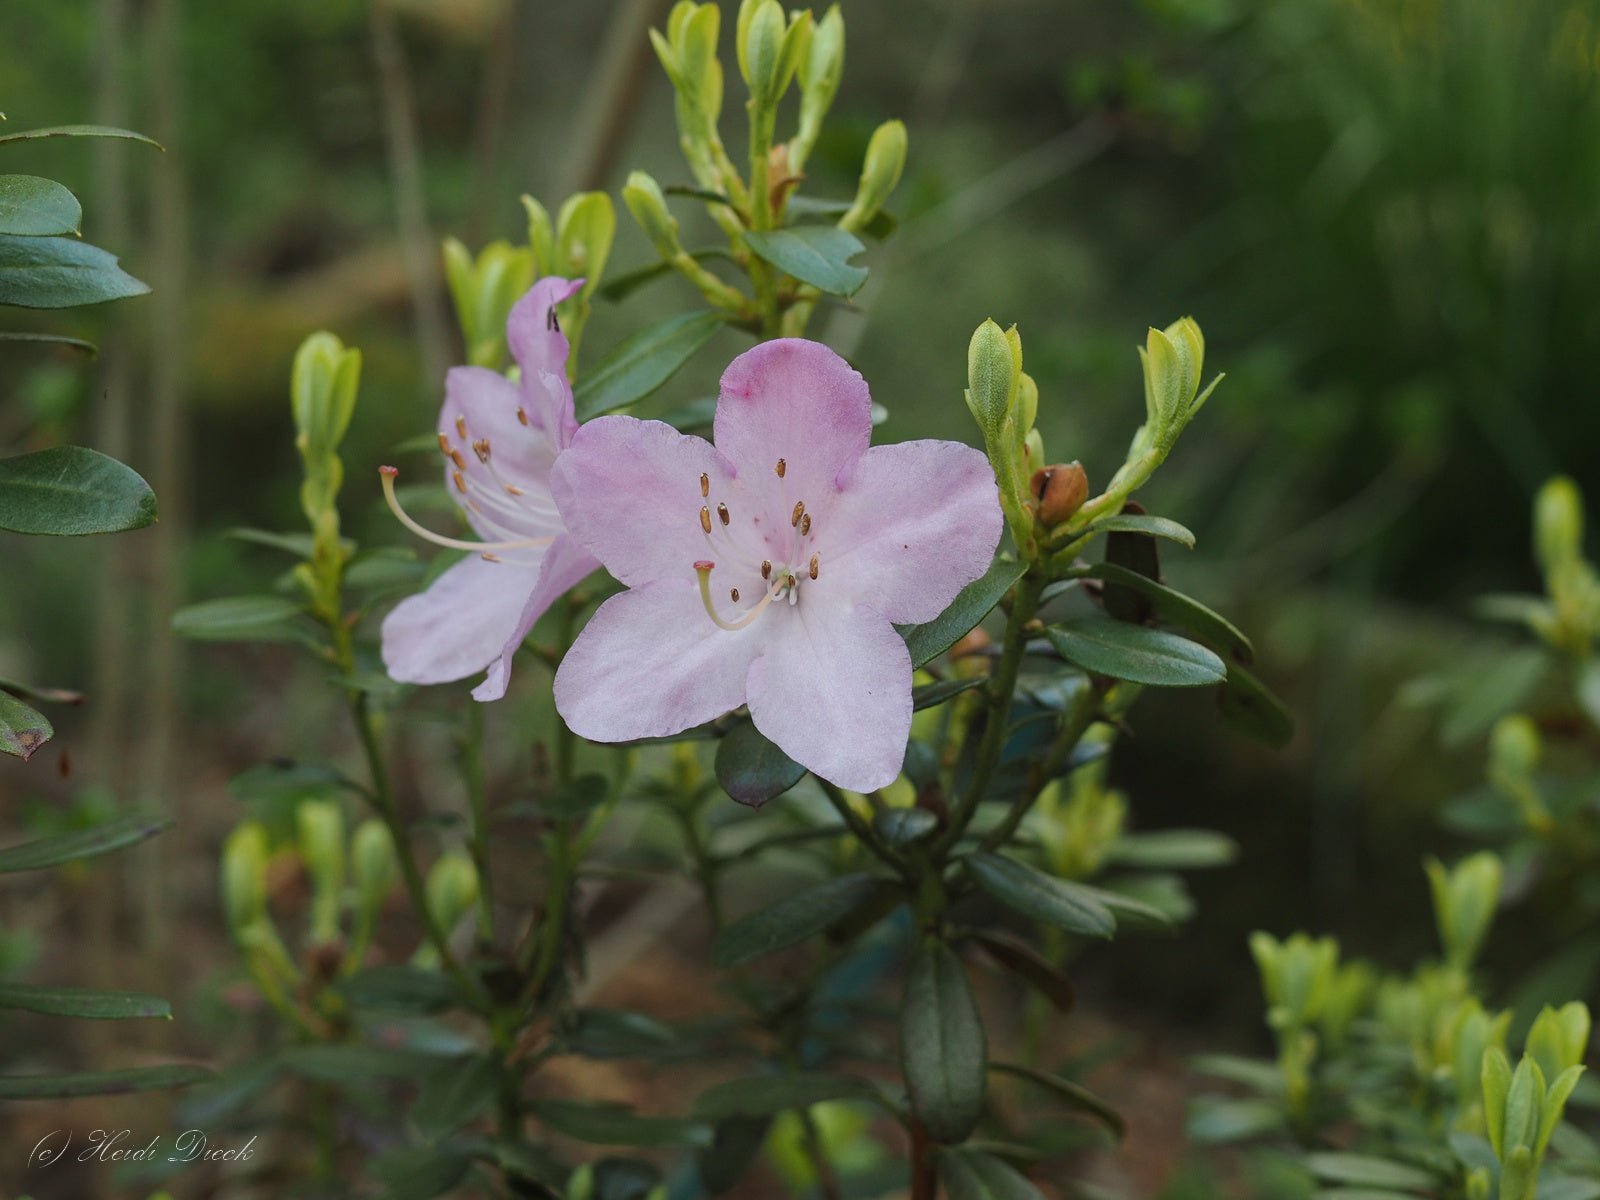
[977,682,1099,853]
[462,702,495,942]
[673,800,724,931]
[815,778,901,872]
[799,1106,843,1200]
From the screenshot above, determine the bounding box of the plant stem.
[978,681,1099,853]
[799,1106,843,1200]
[462,702,495,942]
[910,1119,938,1199]
[815,778,901,872]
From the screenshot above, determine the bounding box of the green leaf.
[913,676,986,710]
[939,1148,1046,1200]
[1304,1152,1436,1190]
[531,1100,710,1147]
[563,1009,680,1059]
[901,558,1026,668]
[714,720,806,807]
[0,330,96,355]
[372,1146,470,1200]
[0,446,155,535]
[969,930,1075,1013]
[965,852,1115,938]
[874,807,939,847]
[692,1072,883,1121]
[1219,662,1295,747]
[1187,1096,1285,1143]
[0,813,170,873]
[1108,829,1239,870]
[1078,562,1254,662]
[414,1054,498,1141]
[574,310,722,420]
[336,966,458,1016]
[597,248,734,302]
[0,234,147,308]
[743,225,868,296]
[171,596,307,643]
[902,939,987,1143]
[713,872,885,967]
[0,1062,212,1099]
[0,175,80,235]
[1046,617,1225,687]
[0,124,161,148]
[990,1061,1123,1138]
[279,1043,431,1081]
[1077,513,1195,548]
[698,1117,772,1195]
[0,982,170,1020]
[0,689,52,761]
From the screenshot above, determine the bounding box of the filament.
[379,467,555,554]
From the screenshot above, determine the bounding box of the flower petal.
[745,601,912,792]
[713,339,872,505]
[507,276,584,445]
[471,535,599,702]
[554,579,761,741]
[823,440,1003,624]
[439,366,564,540]
[382,554,543,686]
[552,415,740,588]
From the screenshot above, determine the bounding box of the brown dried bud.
[1031,461,1089,527]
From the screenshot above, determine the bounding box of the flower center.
[693,457,822,631]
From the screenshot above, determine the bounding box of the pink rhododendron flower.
[550,339,1002,792]
[381,277,599,701]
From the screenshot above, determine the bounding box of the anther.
[809,553,819,580]
[791,501,805,527]
[775,458,787,478]
[699,506,712,534]
[717,502,730,526]
[455,416,467,439]
[801,513,812,536]
[700,473,709,497]
[482,552,501,563]
[472,438,491,464]
[730,588,740,602]
[437,432,451,456]
[453,470,467,493]
[450,449,467,471]
[516,407,529,425]
[761,560,772,579]
[504,484,524,496]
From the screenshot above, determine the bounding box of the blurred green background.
[4,0,1600,1190]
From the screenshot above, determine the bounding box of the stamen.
[700,473,709,497]
[455,415,467,439]
[717,502,730,526]
[547,307,559,332]
[516,407,529,426]
[761,560,772,579]
[809,553,819,580]
[695,562,786,631]
[437,432,451,456]
[482,552,501,563]
[450,448,467,471]
[801,513,811,536]
[453,470,467,494]
[730,588,740,602]
[379,467,556,554]
[699,506,713,534]
[505,484,524,496]
[775,458,787,478]
[472,438,491,464]
[791,501,805,527]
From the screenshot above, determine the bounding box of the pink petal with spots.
[506,276,584,444]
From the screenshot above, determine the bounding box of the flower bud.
[841,119,907,234]
[1425,851,1501,972]
[521,194,555,277]
[296,800,346,946]
[351,818,397,914]
[555,192,615,293]
[1023,428,1045,476]
[1525,1001,1590,1083]
[1031,462,1089,527]
[965,319,1016,446]
[1535,476,1584,580]
[790,4,844,171]
[221,822,271,935]
[442,237,536,370]
[737,0,786,101]
[426,851,480,936]
[622,171,682,261]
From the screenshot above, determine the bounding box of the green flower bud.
[441,237,536,370]
[426,852,480,937]
[1054,783,1127,880]
[790,4,844,171]
[1425,852,1502,972]
[1526,1002,1590,1082]
[296,800,346,946]
[841,120,907,235]
[622,170,682,260]
[1251,931,1339,1033]
[1535,476,1584,580]
[737,0,785,99]
[566,1163,594,1200]
[966,319,1016,447]
[555,192,615,295]
[1490,714,1541,780]
[1320,959,1376,1048]
[351,818,398,909]
[220,822,271,934]
[521,194,555,277]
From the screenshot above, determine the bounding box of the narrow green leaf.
[0,175,81,235]
[0,124,162,148]
[414,1055,499,1141]
[171,595,307,643]
[692,1072,883,1121]
[901,558,1026,668]
[939,1148,1046,1200]
[532,1100,710,1147]
[714,720,806,807]
[0,813,170,873]
[913,676,986,710]
[874,807,939,847]
[990,1061,1124,1138]
[1077,513,1195,548]
[1046,617,1226,687]
[1108,829,1239,870]
[0,446,155,535]
[902,939,987,1143]
[372,1146,470,1200]
[0,234,147,308]
[0,1063,212,1099]
[0,331,96,355]
[1304,1152,1437,1190]
[574,310,722,420]
[0,982,170,1020]
[969,929,1075,1014]
[1219,662,1295,747]
[336,966,458,1016]
[713,872,884,967]
[0,689,52,761]
[965,852,1116,938]
[279,1043,431,1081]
[1078,562,1254,662]
[597,248,734,302]
[1187,1096,1285,1144]
[744,226,868,296]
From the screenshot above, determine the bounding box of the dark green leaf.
[531,1100,709,1147]
[1187,1096,1285,1143]
[969,930,1075,1013]
[591,1158,665,1200]
[171,595,307,643]
[901,558,1026,668]
[279,1043,431,1081]
[1219,662,1295,747]
[715,720,806,807]
[902,939,986,1143]
[744,226,868,296]
[0,446,155,535]
[713,872,884,967]
[0,124,161,148]
[541,772,611,819]
[1077,513,1195,548]
[1304,1152,1437,1190]
[1079,562,1254,662]
[574,311,723,420]
[0,175,80,235]
[0,234,147,308]
[990,1061,1123,1138]
[0,677,82,706]
[225,526,317,556]
[698,1116,771,1195]
[414,1055,498,1141]
[1046,618,1225,687]
[913,676,986,710]
[337,966,458,1016]
[692,1072,883,1122]
[939,1148,1046,1200]
[563,1009,680,1059]
[1108,829,1239,871]
[0,1062,212,1099]
[372,1146,470,1200]
[874,807,939,847]
[0,982,170,1020]
[0,331,96,355]
[0,689,51,761]
[0,813,170,873]
[1100,504,1162,623]
[964,852,1114,939]
[229,760,355,805]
